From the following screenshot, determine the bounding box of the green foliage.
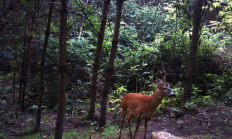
[0,72,19,80]
[184,101,197,111]
[1,2,232,139]
[171,107,184,118]
[203,71,232,103]
[213,0,232,33]
[24,127,36,135]
[63,130,79,139]
[68,98,90,118]
[0,132,6,139]
[29,105,38,111]
[192,95,216,106]
[101,124,118,137]
[19,133,53,139]
[112,86,127,98]
[9,0,232,112]
[223,90,232,105]
[66,124,119,139]
[176,120,184,125]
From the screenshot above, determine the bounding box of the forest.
[0,0,232,138]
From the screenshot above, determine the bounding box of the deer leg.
[127,114,133,138]
[119,115,126,139]
[133,114,141,139]
[144,118,149,139]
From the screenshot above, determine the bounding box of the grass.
[16,124,120,139]
[64,124,119,139]
[20,134,49,139]
[188,133,217,139]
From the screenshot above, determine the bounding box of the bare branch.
[75,0,99,35]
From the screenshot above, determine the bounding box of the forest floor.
[0,84,232,138]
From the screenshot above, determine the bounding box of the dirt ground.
[108,104,232,139]
[0,89,232,139]
[135,105,232,139]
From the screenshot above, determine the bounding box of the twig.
[0,0,20,18]
[184,115,191,123]
[14,111,19,128]
[75,0,99,35]
[99,118,112,129]
[191,116,208,122]
[71,102,78,120]
[98,72,113,92]
[176,2,192,18]
[126,72,135,86]
[50,119,55,124]
[136,77,138,93]
[45,0,61,12]
[225,81,232,90]
[219,115,232,126]
[203,107,211,121]
[142,77,147,92]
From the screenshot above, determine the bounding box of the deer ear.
[155,77,163,84]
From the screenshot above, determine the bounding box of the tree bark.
[35,0,54,132]
[87,0,111,120]
[98,0,125,128]
[55,0,68,138]
[183,0,203,104]
[21,0,35,111]
[18,37,26,105]
[21,34,32,112]
[13,67,16,99]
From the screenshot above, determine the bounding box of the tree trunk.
[21,0,35,112]
[183,0,203,104]
[13,67,16,99]
[87,0,111,120]
[35,0,54,132]
[98,0,125,128]
[54,0,68,138]
[21,35,32,112]
[18,37,26,105]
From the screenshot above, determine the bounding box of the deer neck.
[149,88,165,108]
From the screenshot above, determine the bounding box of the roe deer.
[118,76,175,139]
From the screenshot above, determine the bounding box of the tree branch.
[75,0,99,35]
[0,0,20,18]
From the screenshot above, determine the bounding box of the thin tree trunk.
[13,67,15,99]
[18,37,26,105]
[12,7,16,100]
[87,0,111,120]
[21,0,35,112]
[21,35,32,112]
[35,0,54,132]
[183,0,203,104]
[98,0,124,128]
[55,0,68,138]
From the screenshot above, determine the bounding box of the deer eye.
[163,87,167,90]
